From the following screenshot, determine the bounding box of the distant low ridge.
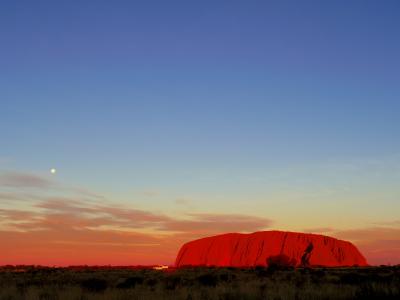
[175,230,368,268]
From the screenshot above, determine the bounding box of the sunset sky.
[1,0,400,266]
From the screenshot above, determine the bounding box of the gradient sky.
[1,0,400,266]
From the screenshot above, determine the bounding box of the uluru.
[175,230,368,268]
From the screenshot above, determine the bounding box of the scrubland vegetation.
[0,265,399,300]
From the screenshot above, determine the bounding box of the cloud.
[4,169,398,266]
[142,190,159,197]
[334,227,400,242]
[0,194,274,265]
[332,227,400,265]
[95,205,171,225]
[1,175,399,266]
[303,227,335,233]
[175,198,191,205]
[1,197,272,234]
[371,220,400,227]
[0,169,275,265]
[1,193,399,266]
[0,192,27,202]
[69,187,106,200]
[0,228,172,266]
[26,197,273,233]
[0,171,54,188]
[34,198,171,230]
[0,208,37,221]
[36,197,99,214]
[0,203,168,265]
[161,213,273,234]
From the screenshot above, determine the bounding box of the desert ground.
[0,265,398,300]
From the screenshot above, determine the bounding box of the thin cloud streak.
[0,199,273,234]
[332,227,400,265]
[303,227,335,233]
[0,192,27,202]
[161,213,273,234]
[0,193,273,265]
[0,171,54,189]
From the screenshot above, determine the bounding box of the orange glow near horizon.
[0,171,399,267]
[1,226,399,266]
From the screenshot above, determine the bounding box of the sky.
[1,0,400,266]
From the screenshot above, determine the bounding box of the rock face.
[175,231,367,267]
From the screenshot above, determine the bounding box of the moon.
[50,168,57,174]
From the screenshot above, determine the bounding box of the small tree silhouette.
[81,278,108,292]
[266,254,297,270]
[116,276,144,289]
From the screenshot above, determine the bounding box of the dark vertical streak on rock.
[241,237,251,264]
[254,240,265,265]
[231,240,240,265]
[280,232,288,254]
[301,242,314,267]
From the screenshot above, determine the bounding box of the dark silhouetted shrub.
[267,254,297,271]
[254,265,269,277]
[219,272,236,282]
[145,278,158,287]
[340,272,366,285]
[116,276,144,289]
[164,275,181,290]
[81,278,108,292]
[197,273,217,287]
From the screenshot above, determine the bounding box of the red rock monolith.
[175,231,367,267]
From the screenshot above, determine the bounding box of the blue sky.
[1,1,400,265]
